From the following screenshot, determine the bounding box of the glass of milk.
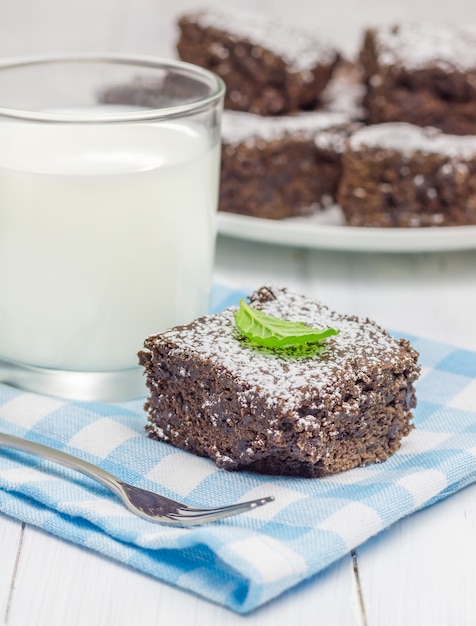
[0,54,224,401]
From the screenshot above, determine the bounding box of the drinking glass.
[0,54,225,401]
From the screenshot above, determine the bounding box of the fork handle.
[0,431,124,499]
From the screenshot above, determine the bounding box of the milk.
[0,117,220,371]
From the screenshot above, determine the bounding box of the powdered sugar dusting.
[221,110,350,146]
[192,7,338,73]
[371,23,476,71]
[149,285,413,413]
[320,63,366,119]
[349,122,476,158]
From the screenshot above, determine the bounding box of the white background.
[2,0,475,60]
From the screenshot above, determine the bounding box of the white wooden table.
[2,1,476,624]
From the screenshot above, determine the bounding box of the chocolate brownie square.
[220,110,359,219]
[139,285,420,477]
[360,23,476,135]
[177,7,340,115]
[337,122,476,227]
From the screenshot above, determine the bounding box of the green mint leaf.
[234,299,339,349]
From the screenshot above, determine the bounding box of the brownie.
[360,23,476,135]
[220,110,359,219]
[139,285,420,478]
[337,122,476,227]
[177,7,340,115]
[99,74,210,109]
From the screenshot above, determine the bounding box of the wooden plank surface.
[0,517,23,624]
[358,482,476,626]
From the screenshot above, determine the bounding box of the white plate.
[217,205,476,253]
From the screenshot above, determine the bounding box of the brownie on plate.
[139,285,420,477]
[337,122,476,227]
[220,111,359,219]
[360,23,476,135]
[177,7,340,115]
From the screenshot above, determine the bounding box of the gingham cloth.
[1,283,476,614]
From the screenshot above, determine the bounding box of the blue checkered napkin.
[1,285,476,614]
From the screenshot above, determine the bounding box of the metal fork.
[0,432,274,526]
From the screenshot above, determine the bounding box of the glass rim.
[0,53,226,123]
